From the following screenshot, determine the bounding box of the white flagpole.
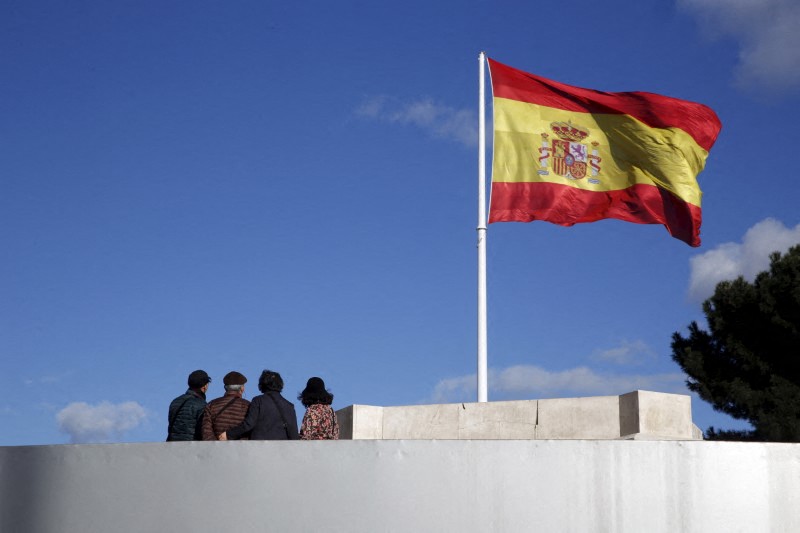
[477,51,488,402]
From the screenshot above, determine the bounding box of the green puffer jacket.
[167,389,207,441]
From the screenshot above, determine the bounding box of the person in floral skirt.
[298,377,339,440]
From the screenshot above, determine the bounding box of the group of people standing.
[167,369,339,441]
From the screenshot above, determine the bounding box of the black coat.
[227,392,299,440]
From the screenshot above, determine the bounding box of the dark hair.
[258,370,284,393]
[298,376,334,407]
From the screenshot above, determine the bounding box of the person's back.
[299,376,339,440]
[167,370,211,441]
[202,371,250,441]
[240,391,298,440]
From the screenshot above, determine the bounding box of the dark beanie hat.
[188,370,211,388]
[223,371,247,386]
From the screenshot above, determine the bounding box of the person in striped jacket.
[201,371,251,441]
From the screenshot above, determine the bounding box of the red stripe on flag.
[488,58,722,152]
[489,182,702,247]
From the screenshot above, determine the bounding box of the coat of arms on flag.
[537,121,601,184]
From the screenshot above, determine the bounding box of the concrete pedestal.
[336,390,702,440]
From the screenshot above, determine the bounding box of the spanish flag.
[487,58,721,247]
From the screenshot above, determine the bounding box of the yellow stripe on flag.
[493,97,707,207]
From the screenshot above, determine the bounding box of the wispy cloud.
[431,374,476,403]
[56,401,147,444]
[431,364,685,403]
[688,218,800,302]
[356,95,476,147]
[679,0,800,93]
[24,371,72,386]
[591,339,656,366]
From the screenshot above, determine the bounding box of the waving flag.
[487,58,722,246]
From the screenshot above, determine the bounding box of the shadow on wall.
[1,445,54,532]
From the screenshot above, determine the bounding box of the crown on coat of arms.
[550,121,589,142]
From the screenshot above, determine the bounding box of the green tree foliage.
[671,245,800,442]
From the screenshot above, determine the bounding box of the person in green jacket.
[167,370,211,441]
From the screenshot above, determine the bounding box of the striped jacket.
[201,393,250,440]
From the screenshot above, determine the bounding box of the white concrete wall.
[2,440,798,533]
[338,390,701,440]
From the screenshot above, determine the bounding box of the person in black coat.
[219,370,299,440]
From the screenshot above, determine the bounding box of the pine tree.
[671,245,800,441]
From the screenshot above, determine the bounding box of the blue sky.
[2,0,799,445]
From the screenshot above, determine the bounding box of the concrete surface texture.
[337,390,701,440]
[1,439,798,533]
